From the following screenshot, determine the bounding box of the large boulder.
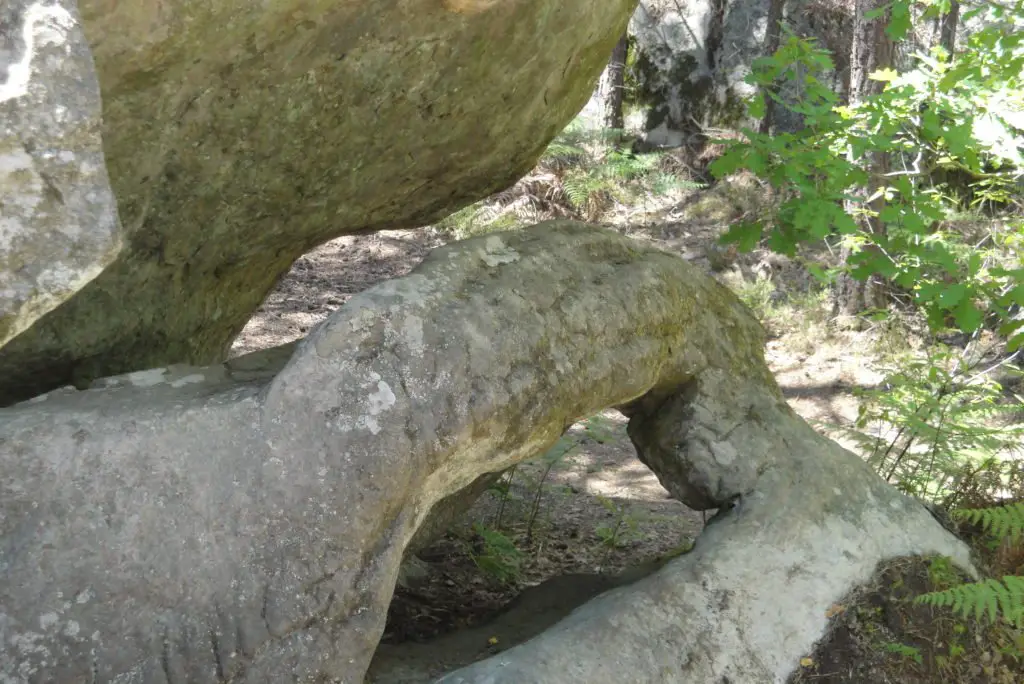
[0,0,122,348]
[0,0,638,405]
[0,223,970,682]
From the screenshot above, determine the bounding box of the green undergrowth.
[791,555,1024,684]
[436,117,703,240]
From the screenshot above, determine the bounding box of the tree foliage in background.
[711,0,1024,344]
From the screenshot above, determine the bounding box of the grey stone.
[0,223,767,682]
[437,368,974,683]
[0,0,639,405]
[0,0,122,348]
[0,223,971,682]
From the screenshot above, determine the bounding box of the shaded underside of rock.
[0,0,638,405]
[0,0,122,348]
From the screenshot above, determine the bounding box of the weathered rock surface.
[438,369,974,683]
[0,0,122,348]
[0,223,764,682]
[629,0,852,144]
[0,223,970,682]
[0,0,638,405]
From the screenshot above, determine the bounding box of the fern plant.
[916,502,1024,628]
[834,344,1024,504]
[955,502,1024,544]
[916,575,1024,628]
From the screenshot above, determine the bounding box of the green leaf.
[886,1,913,41]
[953,299,983,333]
[938,283,968,308]
[805,262,832,284]
[748,92,766,120]
[869,68,899,83]
[708,145,747,179]
[1007,284,1024,306]
[720,221,763,252]
[999,318,1024,338]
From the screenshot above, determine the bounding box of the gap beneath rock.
[368,411,707,682]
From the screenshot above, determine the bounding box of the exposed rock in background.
[0,224,971,682]
[0,0,638,406]
[0,0,122,348]
[625,0,853,145]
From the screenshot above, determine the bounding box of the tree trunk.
[598,32,629,132]
[939,0,960,55]
[834,0,895,322]
[758,0,786,134]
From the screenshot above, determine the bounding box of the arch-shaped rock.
[0,223,969,682]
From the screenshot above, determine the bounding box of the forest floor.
[229,177,1020,682]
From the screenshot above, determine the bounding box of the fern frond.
[542,141,587,163]
[915,576,1024,627]
[952,501,1024,542]
[648,172,705,195]
[562,171,610,210]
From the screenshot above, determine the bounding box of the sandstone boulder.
[0,0,122,348]
[0,0,638,405]
[0,223,970,682]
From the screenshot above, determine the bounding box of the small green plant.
[934,622,968,671]
[468,523,523,584]
[915,575,1024,627]
[436,204,522,240]
[489,464,519,531]
[595,495,642,558]
[835,344,1024,503]
[916,502,1024,628]
[437,115,705,233]
[524,434,580,542]
[521,415,619,542]
[730,276,777,320]
[926,554,961,591]
[883,641,924,666]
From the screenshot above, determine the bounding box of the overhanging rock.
[0,223,970,683]
[0,0,639,405]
